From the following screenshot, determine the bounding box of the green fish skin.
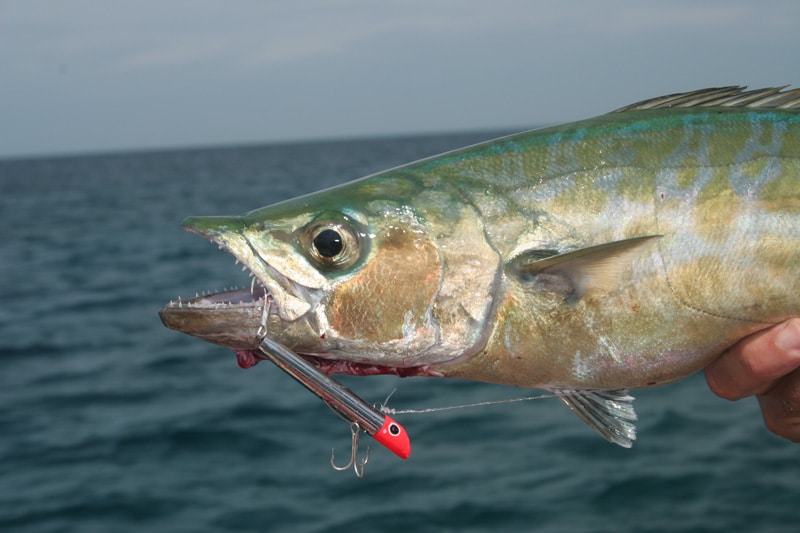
[160,87,800,446]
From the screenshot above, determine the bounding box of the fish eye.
[313,229,343,258]
[305,220,360,270]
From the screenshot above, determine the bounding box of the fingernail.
[775,320,800,355]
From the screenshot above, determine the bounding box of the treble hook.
[331,421,370,478]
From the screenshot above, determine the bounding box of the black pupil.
[313,229,343,258]
[389,423,400,435]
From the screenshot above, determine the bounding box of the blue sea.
[1,131,797,532]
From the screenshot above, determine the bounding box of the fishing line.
[378,390,558,415]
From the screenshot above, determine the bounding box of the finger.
[705,319,800,401]
[757,368,800,442]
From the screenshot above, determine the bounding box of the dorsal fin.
[614,86,800,112]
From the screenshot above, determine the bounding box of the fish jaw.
[159,287,269,350]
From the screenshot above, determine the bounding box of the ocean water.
[1,131,797,533]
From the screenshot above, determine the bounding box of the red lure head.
[372,415,411,459]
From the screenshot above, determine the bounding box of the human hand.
[705,319,800,442]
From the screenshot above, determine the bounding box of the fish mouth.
[160,213,314,349]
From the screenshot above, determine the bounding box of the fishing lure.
[257,336,411,473]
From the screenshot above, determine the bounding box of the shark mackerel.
[160,87,800,446]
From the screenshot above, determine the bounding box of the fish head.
[160,176,501,375]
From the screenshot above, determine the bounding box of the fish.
[160,86,800,447]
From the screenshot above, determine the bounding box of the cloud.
[116,37,234,69]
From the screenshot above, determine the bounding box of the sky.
[2,0,799,158]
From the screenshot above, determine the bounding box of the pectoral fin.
[509,235,661,301]
[554,389,637,447]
